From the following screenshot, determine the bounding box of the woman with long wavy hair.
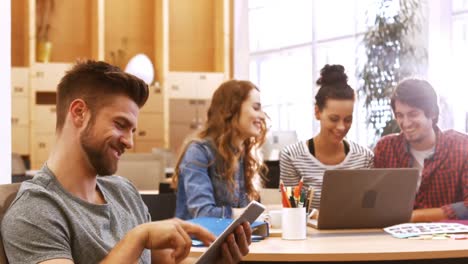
[172,80,267,220]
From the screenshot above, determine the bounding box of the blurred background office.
[2,0,468,185]
[235,0,468,147]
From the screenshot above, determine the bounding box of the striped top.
[279,140,374,209]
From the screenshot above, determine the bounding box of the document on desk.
[384,223,468,238]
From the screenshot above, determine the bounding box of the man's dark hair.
[390,78,439,125]
[56,60,149,132]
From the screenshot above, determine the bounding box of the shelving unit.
[168,0,230,74]
[166,72,225,154]
[165,0,231,154]
[11,0,29,67]
[11,0,232,169]
[11,68,30,156]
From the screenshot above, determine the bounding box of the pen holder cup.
[281,207,307,240]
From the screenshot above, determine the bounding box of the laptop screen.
[314,168,418,229]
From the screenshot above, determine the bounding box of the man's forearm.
[410,208,447,222]
[100,225,147,264]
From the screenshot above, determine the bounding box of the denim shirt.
[175,139,250,220]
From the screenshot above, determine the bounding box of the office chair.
[141,193,176,221]
[264,160,280,188]
[11,153,26,176]
[0,183,21,264]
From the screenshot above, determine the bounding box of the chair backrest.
[140,193,176,221]
[115,153,165,191]
[0,183,21,264]
[11,154,26,176]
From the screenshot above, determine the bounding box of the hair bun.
[316,64,348,86]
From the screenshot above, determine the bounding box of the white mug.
[268,210,282,229]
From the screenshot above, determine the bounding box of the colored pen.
[295,177,304,199]
[279,180,291,208]
[289,195,297,208]
[298,189,306,208]
[304,195,310,212]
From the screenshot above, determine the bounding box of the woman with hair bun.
[280,64,373,211]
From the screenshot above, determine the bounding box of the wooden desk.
[189,228,468,262]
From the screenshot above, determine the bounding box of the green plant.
[358,0,427,143]
[36,0,55,42]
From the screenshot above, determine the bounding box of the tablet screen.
[195,201,265,263]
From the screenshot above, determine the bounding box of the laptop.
[308,168,419,229]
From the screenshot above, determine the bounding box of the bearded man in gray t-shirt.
[1,60,252,264]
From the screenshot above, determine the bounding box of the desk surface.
[189,228,468,262]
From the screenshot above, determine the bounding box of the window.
[450,0,468,131]
[251,46,314,139]
[248,0,313,52]
[452,3,468,65]
[241,0,465,145]
[453,0,468,11]
[247,0,371,144]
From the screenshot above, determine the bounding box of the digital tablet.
[195,201,266,264]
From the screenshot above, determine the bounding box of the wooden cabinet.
[30,63,71,91]
[13,0,232,74]
[168,0,230,74]
[31,133,55,169]
[11,0,29,67]
[142,85,164,113]
[134,84,165,153]
[33,104,56,134]
[11,0,232,166]
[29,64,69,168]
[166,72,225,154]
[166,72,224,99]
[11,68,29,96]
[30,90,58,169]
[168,99,211,154]
[11,67,30,155]
[12,0,99,66]
[163,0,231,153]
[136,113,164,141]
[12,126,30,156]
[11,97,29,127]
[169,122,198,155]
[134,140,165,153]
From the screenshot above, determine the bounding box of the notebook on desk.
[308,168,419,229]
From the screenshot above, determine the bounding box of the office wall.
[0,0,12,184]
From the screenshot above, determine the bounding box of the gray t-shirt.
[1,165,151,264]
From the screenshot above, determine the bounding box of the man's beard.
[80,120,122,176]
